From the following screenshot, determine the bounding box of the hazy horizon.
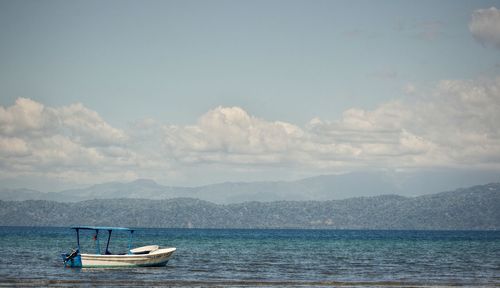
[2,170,500,203]
[1,0,500,197]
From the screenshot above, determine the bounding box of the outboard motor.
[61,249,82,268]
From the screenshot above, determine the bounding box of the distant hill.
[0,173,395,203]
[2,171,499,204]
[1,183,498,230]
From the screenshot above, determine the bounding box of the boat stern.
[62,251,82,268]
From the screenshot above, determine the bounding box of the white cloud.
[0,137,29,157]
[163,106,304,164]
[469,7,500,49]
[0,98,126,145]
[0,99,136,185]
[1,77,500,187]
[57,103,127,146]
[162,77,500,171]
[0,98,51,135]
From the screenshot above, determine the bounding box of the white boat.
[62,226,176,268]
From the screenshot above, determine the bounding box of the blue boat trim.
[71,226,134,231]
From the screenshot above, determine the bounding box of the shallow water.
[0,227,499,286]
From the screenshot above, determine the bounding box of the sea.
[0,227,498,287]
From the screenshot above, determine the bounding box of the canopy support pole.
[94,229,101,255]
[105,230,112,254]
[128,230,134,254]
[76,228,80,252]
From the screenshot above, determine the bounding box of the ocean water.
[0,227,499,287]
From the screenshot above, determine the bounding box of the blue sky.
[1,0,498,125]
[0,0,499,192]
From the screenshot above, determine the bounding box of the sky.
[0,0,499,192]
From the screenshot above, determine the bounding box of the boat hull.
[76,248,175,268]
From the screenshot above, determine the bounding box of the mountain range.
[1,183,499,230]
[2,171,499,204]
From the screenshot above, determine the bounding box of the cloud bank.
[165,77,500,171]
[469,7,500,49]
[0,98,135,183]
[1,77,500,186]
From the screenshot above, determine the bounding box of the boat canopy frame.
[71,226,135,255]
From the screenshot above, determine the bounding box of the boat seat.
[130,245,159,254]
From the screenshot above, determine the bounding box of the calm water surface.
[0,227,499,287]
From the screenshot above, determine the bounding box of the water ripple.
[0,227,499,286]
